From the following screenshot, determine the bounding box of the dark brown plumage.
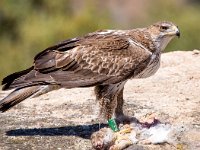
[0,21,180,120]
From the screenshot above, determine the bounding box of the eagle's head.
[147,21,180,51]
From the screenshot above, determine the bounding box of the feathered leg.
[93,84,134,149]
[115,86,136,125]
[94,82,126,120]
[95,85,115,120]
[114,87,124,117]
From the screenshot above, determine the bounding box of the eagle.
[0,21,180,122]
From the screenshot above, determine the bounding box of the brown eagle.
[0,21,180,121]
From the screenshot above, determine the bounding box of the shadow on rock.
[6,123,107,139]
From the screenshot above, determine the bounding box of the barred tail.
[0,85,59,112]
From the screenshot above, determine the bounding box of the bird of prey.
[0,21,180,123]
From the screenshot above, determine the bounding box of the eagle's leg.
[94,82,126,121]
[94,85,117,120]
[94,83,133,141]
[114,87,133,124]
[114,87,124,117]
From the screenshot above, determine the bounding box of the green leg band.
[108,118,119,132]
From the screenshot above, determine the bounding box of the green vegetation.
[0,0,199,80]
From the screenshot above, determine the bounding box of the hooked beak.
[174,26,180,38]
[176,29,180,38]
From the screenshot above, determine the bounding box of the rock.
[0,51,200,150]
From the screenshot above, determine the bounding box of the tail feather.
[0,86,40,112]
[0,85,59,112]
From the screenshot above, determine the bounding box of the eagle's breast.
[136,52,161,78]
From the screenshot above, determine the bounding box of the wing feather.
[8,31,153,89]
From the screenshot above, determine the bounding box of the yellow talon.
[115,135,132,145]
[118,127,133,134]
[114,126,133,145]
[176,144,184,150]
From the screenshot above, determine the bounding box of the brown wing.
[6,31,152,89]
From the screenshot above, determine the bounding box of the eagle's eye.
[160,25,169,30]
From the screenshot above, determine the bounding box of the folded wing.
[2,31,152,90]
